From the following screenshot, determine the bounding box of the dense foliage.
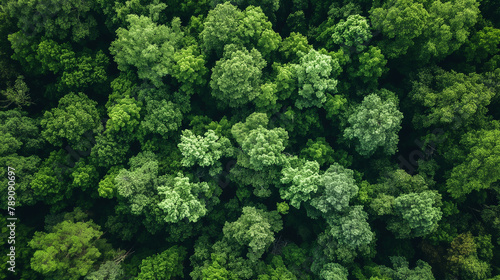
[0,0,499,279]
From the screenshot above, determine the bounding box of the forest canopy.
[0,0,499,279]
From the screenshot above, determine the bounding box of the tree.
[331,14,372,53]
[0,75,32,108]
[140,99,182,138]
[344,92,403,156]
[110,15,184,87]
[446,233,492,280]
[387,191,443,238]
[411,67,495,129]
[258,256,297,280]
[41,92,101,150]
[280,159,321,209]
[379,257,435,280]
[106,96,141,135]
[370,0,429,58]
[319,263,348,280]
[223,207,283,262]
[200,3,280,57]
[200,2,243,56]
[157,173,214,223]
[310,163,359,214]
[178,129,233,175]
[115,151,159,216]
[294,49,339,109]
[300,137,335,166]
[85,261,125,280]
[231,112,289,172]
[237,6,281,57]
[6,0,98,42]
[36,40,109,91]
[417,0,480,62]
[29,220,104,280]
[210,44,266,108]
[349,46,387,87]
[136,246,187,280]
[446,129,500,198]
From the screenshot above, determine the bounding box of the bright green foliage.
[140,99,182,137]
[110,15,184,87]
[419,0,479,62]
[239,126,288,170]
[238,6,281,57]
[294,49,339,109]
[344,93,403,156]
[411,68,495,128]
[0,75,32,109]
[379,257,435,280]
[446,129,500,198]
[157,174,213,223]
[273,63,296,100]
[311,163,358,214]
[200,3,280,57]
[388,191,442,238]
[70,158,98,190]
[223,207,283,261]
[350,46,387,85]
[136,246,187,280]
[332,15,372,52]
[200,2,243,55]
[319,263,348,280]
[464,27,500,64]
[300,138,335,166]
[107,0,167,28]
[6,0,97,42]
[171,45,208,95]
[280,159,321,209]
[210,44,266,108]
[370,0,429,58]
[258,256,297,280]
[41,92,101,150]
[29,220,103,280]
[232,113,288,171]
[84,261,124,280]
[98,166,122,199]
[178,129,233,169]
[279,32,312,62]
[106,96,141,134]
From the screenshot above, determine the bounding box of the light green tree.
[294,49,339,109]
[344,93,403,156]
[210,44,266,108]
[157,173,213,223]
[136,246,187,280]
[280,159,321,209]
[110,15,184,87]
[29,220,104,280]
[332,14,372,52]
[388,191,443,238]
[446,129,500,198]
